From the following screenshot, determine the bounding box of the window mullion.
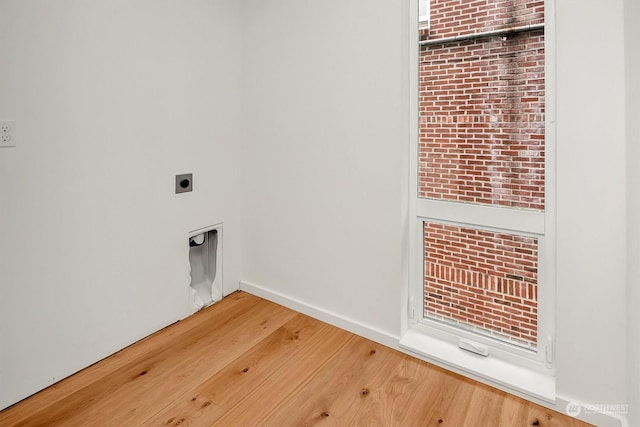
[416,198,545,235]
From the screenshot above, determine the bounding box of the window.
[423,222,539,350]
[402,0,555,401]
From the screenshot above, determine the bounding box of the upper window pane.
[418,1,545,211]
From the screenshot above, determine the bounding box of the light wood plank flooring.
[0,292,591,426]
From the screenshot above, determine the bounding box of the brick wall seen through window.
[423,222,538,348]
[419,0,545,349]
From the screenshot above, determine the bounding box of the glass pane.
[423,222,538,349]
[418,19,545,210]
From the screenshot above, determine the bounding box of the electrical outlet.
[175,173,193,193]
[0,120,16,148]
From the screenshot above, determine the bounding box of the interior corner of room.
[0,0,638,426]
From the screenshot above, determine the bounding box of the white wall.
[240,0,633,425]
[0,0,243,409]
[239,0,405,339]
[554,0,628,414]
[625,0,640,424]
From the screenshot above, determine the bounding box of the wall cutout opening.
[188,224,223,311]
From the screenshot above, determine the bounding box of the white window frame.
[400,0,557,403]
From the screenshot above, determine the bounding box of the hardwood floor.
[0,292,590,426]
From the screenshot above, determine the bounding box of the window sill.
[399,328,556,403]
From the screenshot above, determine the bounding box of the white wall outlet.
[0,120,16,148]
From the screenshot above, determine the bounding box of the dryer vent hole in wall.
[188,226,223,312]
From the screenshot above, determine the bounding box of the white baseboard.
[239,280,627,427]
[239,280,400,349]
